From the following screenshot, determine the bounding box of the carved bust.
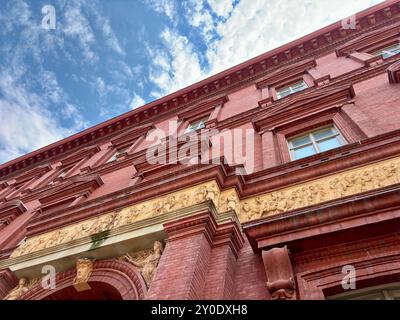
[73,258,93,292]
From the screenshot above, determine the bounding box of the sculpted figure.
[329,177,346,198]
[91,213,116,234]
[123,241,164,286]
[177,193,190,208]
[275,192,288,213]
[299,187,311,207]
[290,189,304,210]
[113,211,131,228]
[164,195,176,212]
[152,200,165,216]
[127,206,141,222]
[372,167,387,189]
[14,238,35,256]
[255,196,268,217]
[71,219,97,240]
[137,204,151,219]
[46,229,68,248]
[359,170,373,192]
[3,278,29,300]
[226,192,238,212]
[383,162,398,184]
[195,186,207,203]
[241,201,260,221]
[33,236,49,251]
[73,258,93,287]
[205,184,219,207]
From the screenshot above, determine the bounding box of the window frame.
[287,125,346,161]
[371,42,400,59]
[184,116,209,134]
[106,146,130,163]
[276,80,309,99]
[328,282,400,300]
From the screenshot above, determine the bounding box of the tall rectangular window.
[276,80,308,99]
[288,126,346,160]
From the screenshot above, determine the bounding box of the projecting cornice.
[388,60,400,82]
[0,0,399,179]
[252,84,355,133]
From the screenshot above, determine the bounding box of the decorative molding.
[239,156,400,222]
[252,84,355,133]
[0,200,27,223]
[7,155,400,259]
[60,145,101,167]
[255,58,317,88]
[335,20,400,56]
[17,259,147,300]
[388,59,400,83]
[120,240,163,287]
[1,2,398,179]
[10,181,221,258]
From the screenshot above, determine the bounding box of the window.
[107,146,129,163]
[328,283,400,300]
[372,43,400,59]
[288,126,346,160]
[184,117,208,134]
[276,80,308,99]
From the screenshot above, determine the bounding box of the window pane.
[277,80,308,99]
[277,88,291,99]
[291,135,311,147]
[317,137,342,152]
[312,128,335,141]
[373,43,400,59]
[185,118,207,133]
[293,145,316,159]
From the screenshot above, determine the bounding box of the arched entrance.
[20,259,147,300]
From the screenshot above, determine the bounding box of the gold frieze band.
[11,157,400,258]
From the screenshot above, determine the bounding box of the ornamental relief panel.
[10,157,400,258]
[11,181,221,258]
[240,158,400,222]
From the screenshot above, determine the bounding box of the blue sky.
[0,0,384,165]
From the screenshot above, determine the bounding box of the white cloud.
[63,1,98,63]
[147,28,205,97]
[206,0,386,74]
[143,0,177,22]
[207,0,234,18]
[147,0,385,96]
[0,68,69,164]
[129,93,145,109]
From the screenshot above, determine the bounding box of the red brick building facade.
[1,0,400,300]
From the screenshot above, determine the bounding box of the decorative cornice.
[0,1,398,179]
[0,200,27,223]
[335,20,400,56]
[177,95,228,121]
[255,58,316,88]
[252,84,355,132]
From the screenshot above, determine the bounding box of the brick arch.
[20,259,147,300]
